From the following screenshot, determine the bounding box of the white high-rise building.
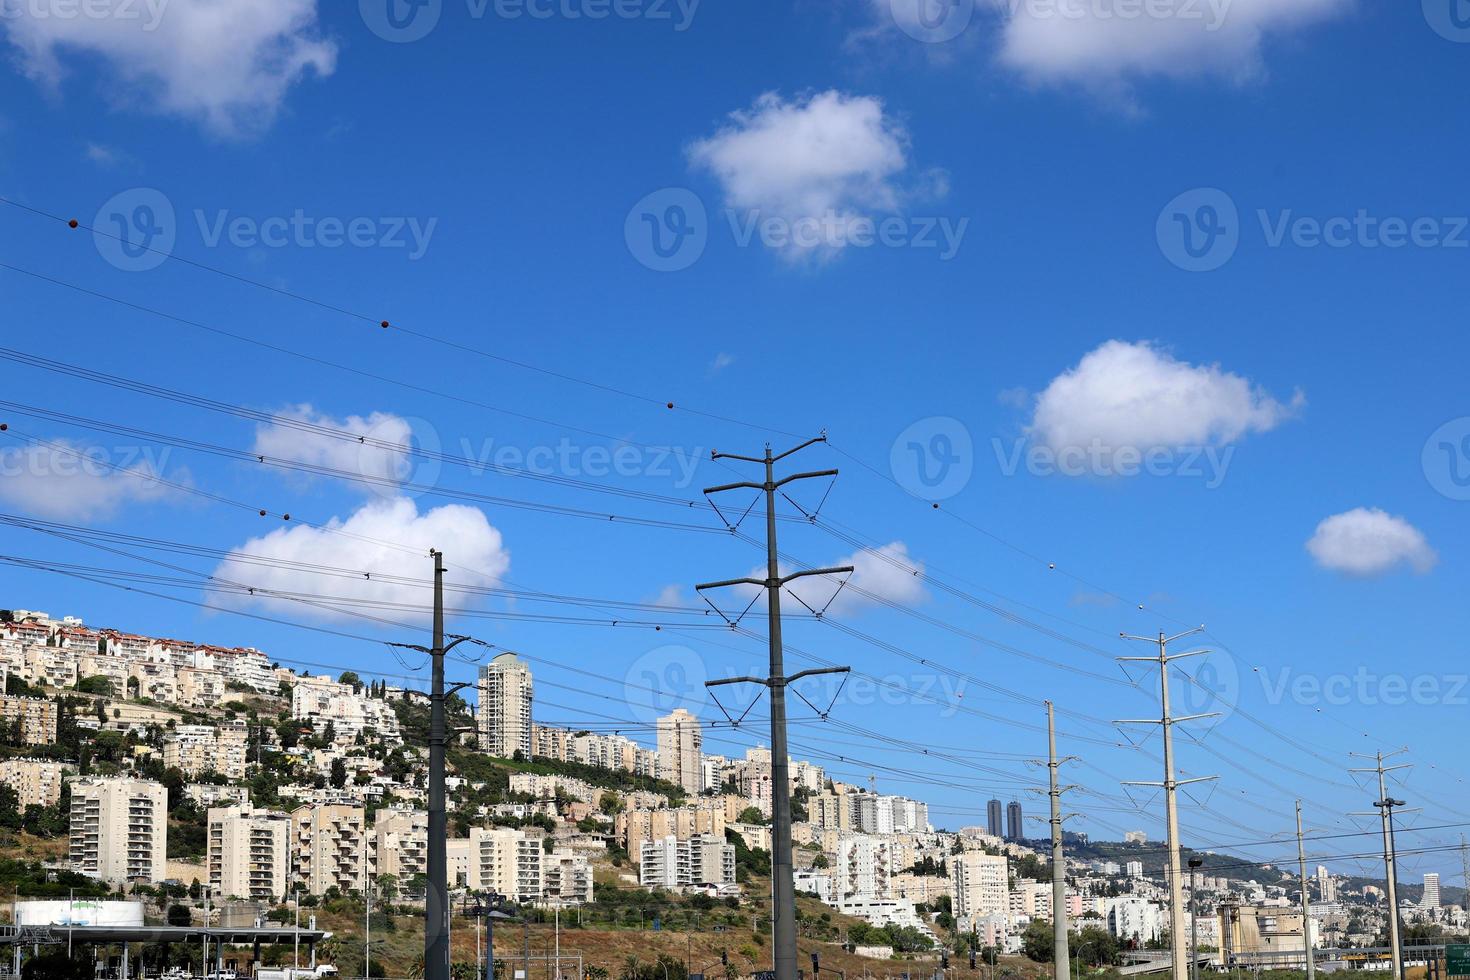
[1423,873,1441,909]
[951,852,1010,928]
[656,709,703,796]
[68,776,168,885]
[478,653,533,759]
[468,826,543,903]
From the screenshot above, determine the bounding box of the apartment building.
[477,653,533,760]
[68,776,168,885]
[291,675,402,744]
[0,695,58,746]
[292,803,367,895]
[837,835,896,899]
[639,833,736,891]
[163,724,249,780]
[0,758,72,807]
[468,826,543,903]
[950,852,1010,927]
[23,645,77,689]
[542,849,595,905]
[177,666,227,709]
[208,803,290,902]
[655,709,703,796]
[620,804,727,864]
[373,808,428,886]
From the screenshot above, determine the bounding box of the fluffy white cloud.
[992,0,1348,101]
[253,405,416,489]
[213,497,510,622]
[2,0,335,136]
[1306,508,1437,577]
[1027,339,1301,460]
[688,91,931,261]
[0,439,178,519]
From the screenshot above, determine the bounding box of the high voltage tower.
[1116,626,1218,980]
[697,436,852,980]
[1350,748,1414,980]
[389,550,482,980]
[1027,702,1080,980]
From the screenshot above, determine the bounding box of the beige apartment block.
[208,803,290,902]
[0,695,58,746]
[292,803,367,895]
[68,776,168,885]
[373,808,428,887]
[0,758,72,807]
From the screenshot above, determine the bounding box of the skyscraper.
[986,798,1003,838]
[1006,800,1023,841]
[656,708,703,795]
[478,652,533,759]
[1423,872,1441,909]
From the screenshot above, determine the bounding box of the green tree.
[1021,919,1054,962]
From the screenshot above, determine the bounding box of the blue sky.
[2,0,1469,883]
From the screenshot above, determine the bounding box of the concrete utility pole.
[1031,702,1079,980]
[698,436,852,980]
[1295,801,1316,980]
[1351,750,1411,980]
[1117,626,1219,980]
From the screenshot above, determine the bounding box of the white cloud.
[252,405,415,489]
[213,497,510,622]
[708,352,736,376]
[1027,339,1301,460]
[991,0,1349,102]
[1306,508,1437,578]
[0,439,179,520]
[2,0,336,136]
[688,90,931,261]
[730,540,926,617]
